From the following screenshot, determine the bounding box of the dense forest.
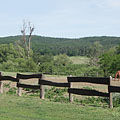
[0,35,120,77]
[0,35,120,56]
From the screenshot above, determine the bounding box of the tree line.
[0,34,120,77]
[0,36,120,56]
[0,43,101,76]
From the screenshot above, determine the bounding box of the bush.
[45,87,68,102]
[113,93,120,107]
[75,97,108,107]
[3,83,11,88]
[7,87,17,95]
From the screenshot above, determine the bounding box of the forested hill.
[0,35,120,56]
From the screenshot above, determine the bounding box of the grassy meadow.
[54,56,89,65]
[69,56,89,64]
[0,94,120,120]
[1,56,120,120]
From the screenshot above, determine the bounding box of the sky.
[0,0,120,38]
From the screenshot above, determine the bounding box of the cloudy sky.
[0,0,120,38]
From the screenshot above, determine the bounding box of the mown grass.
[0,94,120,120]
[69,56,89,64]
[54,56,89,65]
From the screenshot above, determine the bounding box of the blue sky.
[0,0,120,38]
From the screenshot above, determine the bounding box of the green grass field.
[0,94,120,120]
[54,56,89,65]
[69,56,89,64]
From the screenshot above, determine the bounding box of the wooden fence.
[16,73,70,99]
[67,76,120,108]
[16,73,42,97]
[1,73,120,108]
[0,72,19,94]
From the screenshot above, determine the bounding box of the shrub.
[45,87,68,102]
[113,93,120,107]
[7,87,17,95]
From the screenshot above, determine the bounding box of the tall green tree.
[0,43,25,63]
[54,54,72,66]
[0,43,38,72]
[99,48,115,76]
[88,41,103,67]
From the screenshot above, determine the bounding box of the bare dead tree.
[28,22,34,56]
[21,21,28,51]
[21,21,34,57]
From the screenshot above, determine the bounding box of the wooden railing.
[16,73,42,97]
[1,73,120,108]
[16,73,69,99]
[39,79,69,87]
[0,72,19,94]
[17,73,42,79]
[67,76,120,108]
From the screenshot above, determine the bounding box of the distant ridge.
[0,35,120,56]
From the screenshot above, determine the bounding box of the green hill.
[0,35,120,56]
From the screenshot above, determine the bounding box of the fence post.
[68,75,73,102]
[0,72,3,94]
[109,76,113,108]
[39,74,45,99]
[17,79,22,96]
[69,82,73,102]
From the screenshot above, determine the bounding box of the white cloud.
[107,0,120,7]
[93,0,120,8]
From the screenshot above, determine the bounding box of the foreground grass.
[0,94,120,120]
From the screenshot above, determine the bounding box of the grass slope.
[0,94,120,120]
[69,56,89,64]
